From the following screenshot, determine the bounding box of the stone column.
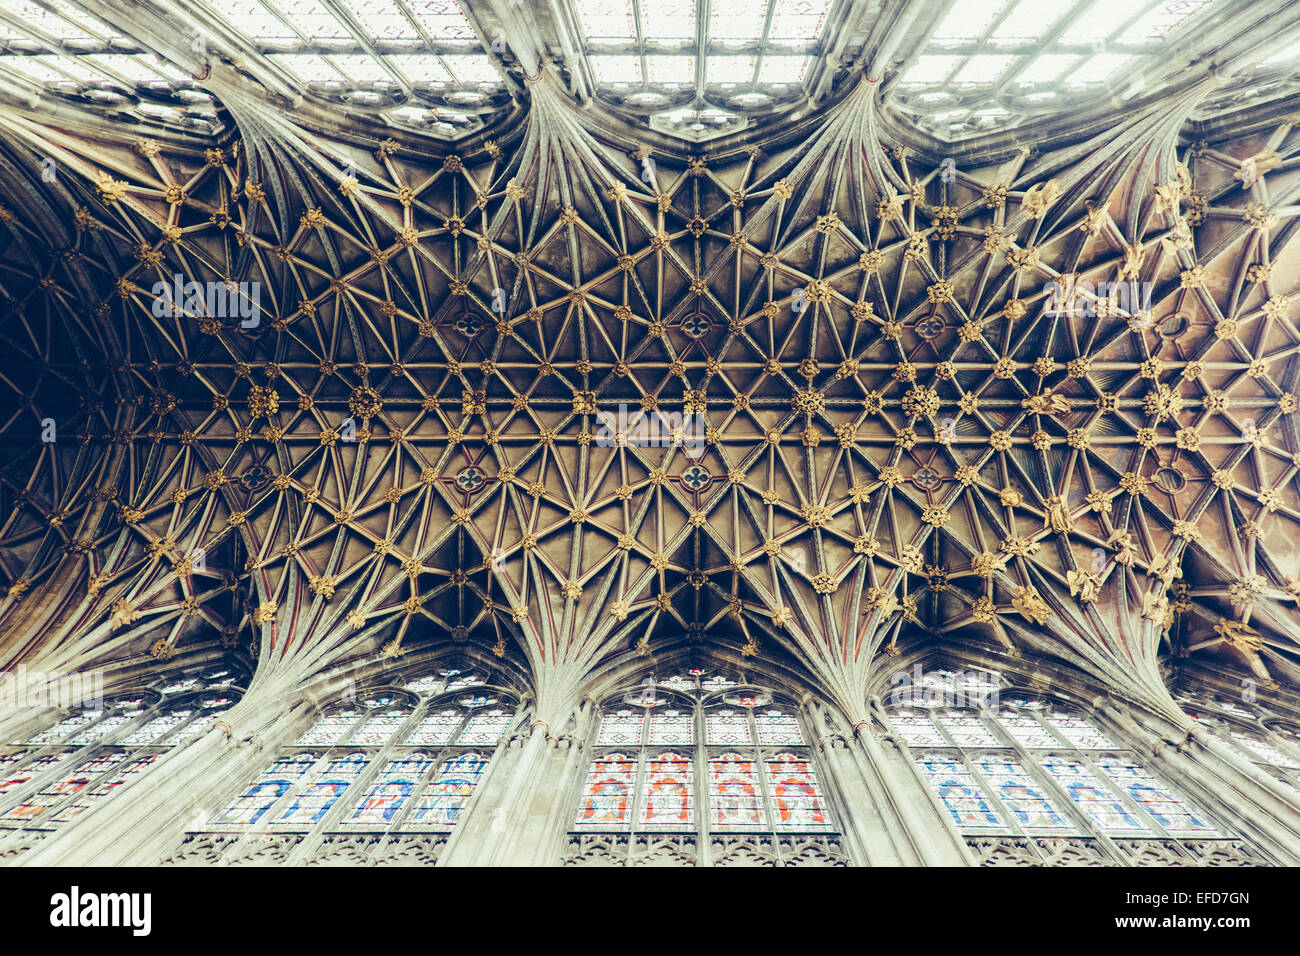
[841,702,973,866]
[800,700,876,866]
[1100,699,1300,865]
[17,674,316,866]
[0,706,60,746]
[439,699,592,866]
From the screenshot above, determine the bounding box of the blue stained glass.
[918,753,1003,830]
[978,755,1073,831]
[1096,757,1215,834]
[348,755,432,824]
[216,754,317,826]
[1042,757,1144,833]
[222,780,292,825]
[407,752,489,829]
[277,754,368,825]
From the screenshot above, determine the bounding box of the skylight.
[0,0,1284,148]
[712,0,767,43]
[0,0,507,138]
[891,0,1233,140]
[989,0,1076,43]
[952,54,1015,83]
[574,0,637,42]
[642,0,696,45]
[1014,54,1080,84]
[270,0,350,39]
[576,0,834,108]
[405,0,478,42]
[206,0,297,41]
[197,0,507,134]
[1063,53,1138,84]
[345,0,424,41]
[1126,0,1217,40]
[931,0,1008,42]
[0,0,209,127]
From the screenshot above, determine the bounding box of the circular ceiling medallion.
[1154,467,1186,493]
[454,466,487,493]
[680,464,712,491]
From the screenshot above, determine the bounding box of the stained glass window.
[215,755,316,826]
[406,752,490,829]
[277,753,370,825]
[573,672,838,838]
[0,672,242,843]
[641,752,695,829]
[886,696,1224,844]
[917,752,1007,832]
[574,0,837,136]
[576,754,638,828]
[1180,692,1300,794]
[891,0,1228,139]
[203,665,516,842]
[193,0,507,137]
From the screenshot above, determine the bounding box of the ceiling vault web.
[0,0,1299,724]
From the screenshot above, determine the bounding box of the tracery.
[173,663,518,863]
[0,0,1299,868]
[576,670,835,833]
[0,666,240,851]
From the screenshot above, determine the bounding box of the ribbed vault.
[1,0,1300,730]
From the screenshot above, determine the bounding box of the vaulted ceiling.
[1,0,1300,723]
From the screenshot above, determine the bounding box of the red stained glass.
[639,752,694,829]
[709,752,764,830]
[766,753,832,830]
[575,753,636,828]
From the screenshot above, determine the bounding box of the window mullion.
[987,711,1104,841]
[0,749,81,821]
[384,700,455,833]
[628,708,651,838]
[749,709,779,836]
[695,699,710,864]
[958,746,1027,837]
[383,746,444,832]
[6,748,132,831]
[218,751,330,860]
[300,716,412,840]
[1074,749,1180,840]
